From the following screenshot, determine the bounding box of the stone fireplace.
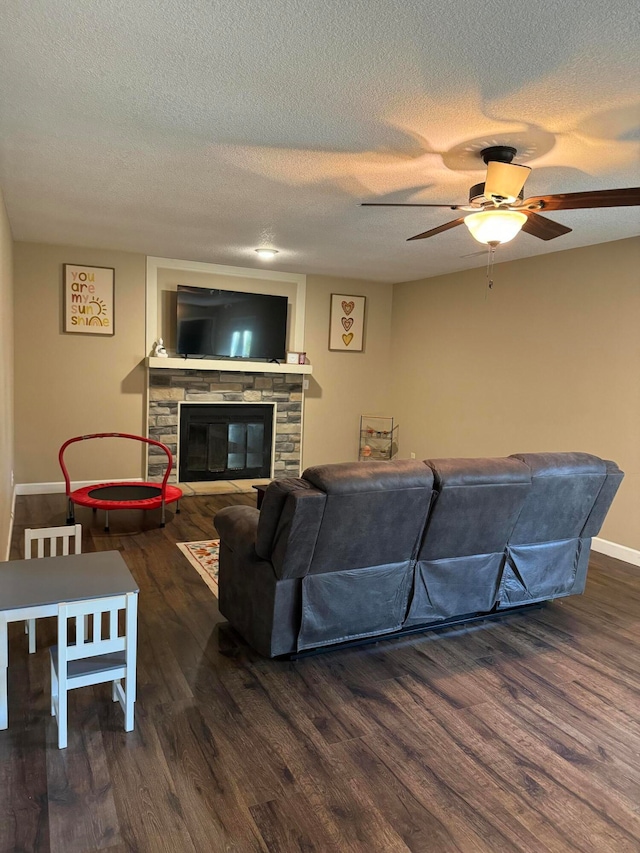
[147,367,303,484]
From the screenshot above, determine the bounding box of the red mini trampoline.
[59,432,183,531]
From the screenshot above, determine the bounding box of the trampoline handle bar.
[58,433,174,497]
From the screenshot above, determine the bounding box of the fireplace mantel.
[146,356,312,375]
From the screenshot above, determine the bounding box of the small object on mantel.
[286,351,307,365]
[152,338,168,357]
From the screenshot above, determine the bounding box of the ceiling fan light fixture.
[464,209,527,245]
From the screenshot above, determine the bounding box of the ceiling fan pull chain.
[485,243,496,295]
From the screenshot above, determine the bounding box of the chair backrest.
[58,592,136,663]
[507,452,608,545]
[580,459,625,538]
[417,457,531,561]
[401,457,532,625]
[255,477,327,579]
[498,452,619,606]
[303,460,434,574]
[255,460,434,580]
[25,524,82,559]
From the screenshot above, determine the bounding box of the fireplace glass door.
[179,404,273,481]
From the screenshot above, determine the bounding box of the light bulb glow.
[464,210,527,245]
[255,248,278,259]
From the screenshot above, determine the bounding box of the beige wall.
[11,237,640,553]
[13,248,394,484]
[13,243,147,483]
[303,275,393,467]
[391,237,640,550]
[0,187,14,557]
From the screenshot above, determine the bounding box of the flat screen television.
[176,285,288,361]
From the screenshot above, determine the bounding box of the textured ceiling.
[1,0,639,282]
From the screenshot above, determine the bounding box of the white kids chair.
[50,591,137,749]
[24,524,83,653]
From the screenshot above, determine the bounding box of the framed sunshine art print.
[64,264,115,335]
[329,294,366,352]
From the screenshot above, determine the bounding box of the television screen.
[176,286,288,361]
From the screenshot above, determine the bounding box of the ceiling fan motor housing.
[469,182,524,206]
[481,145,517,165]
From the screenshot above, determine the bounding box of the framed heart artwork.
[329,294,366,352]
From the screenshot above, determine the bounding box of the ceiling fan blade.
[523,187,640,211]
[407,218,466,241]
[521,212,572,241]
[361,202,464,209]
[485,161,531,204]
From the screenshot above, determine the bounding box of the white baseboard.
[591,537,640,568]
[15,478,143,496]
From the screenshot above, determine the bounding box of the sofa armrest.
[214,505,260,556]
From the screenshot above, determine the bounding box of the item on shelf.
[286,351,307,365]
[358,415,398,461]
[152,337,168,357]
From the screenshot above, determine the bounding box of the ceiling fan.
[361,146,640,246]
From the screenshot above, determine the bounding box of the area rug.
[177,539,220,596]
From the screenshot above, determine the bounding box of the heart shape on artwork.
[342,332,354,347]
[341,317,354,331]
[342,301,355,315]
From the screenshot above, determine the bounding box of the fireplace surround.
[147,367,303,484]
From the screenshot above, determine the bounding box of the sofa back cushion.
[403,457,532,625]
[417,457,531,561]
[303,460,434,574]
[498,452,618,608]
[508,452,607,544]
[255,478,327,579]
[579,459,624,538]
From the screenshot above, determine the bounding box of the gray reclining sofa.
[214,452,623,657]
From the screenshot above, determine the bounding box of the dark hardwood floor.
[2,494,640,852]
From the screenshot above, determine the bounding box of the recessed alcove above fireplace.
[179,403,274,481]
[145,258,310,486]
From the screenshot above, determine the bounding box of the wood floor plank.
[465,699,640,837]
[449,702,640,852]
[96,703,200,853]
[352,724,535,852]
[154,700,269,852]
[0,631,51,853]
[46,690,123,852]
[249,794,337,853]
[2,492,640,852]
